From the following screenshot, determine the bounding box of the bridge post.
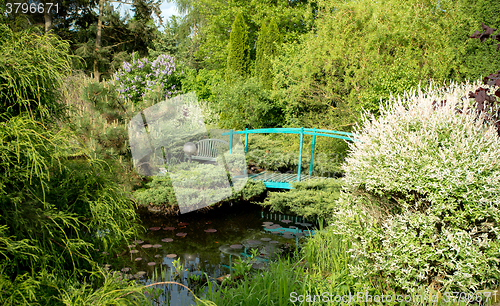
[229,129,233,154]
[245,128,248,153]
[297,127,304,182]
[309,128,316,176]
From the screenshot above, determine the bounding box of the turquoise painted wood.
[221,127,357,189]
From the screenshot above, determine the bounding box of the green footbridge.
[221,128,356,189]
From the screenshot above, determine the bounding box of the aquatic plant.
[172,257,185,279]
[231,256,252,279]
[202,257,302,305]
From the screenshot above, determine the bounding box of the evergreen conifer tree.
[255,21,268,81]
[255,18,280,89]
[225,12,250,83]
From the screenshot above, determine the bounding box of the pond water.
[105,203,316,305]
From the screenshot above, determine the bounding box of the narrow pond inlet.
[102,203,317,305]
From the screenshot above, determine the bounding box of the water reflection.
[107,204,315,305]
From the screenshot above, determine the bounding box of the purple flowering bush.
[114,52,181,105]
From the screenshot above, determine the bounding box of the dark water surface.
[106,203,315,305]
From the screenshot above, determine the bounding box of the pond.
[105,203,316,305]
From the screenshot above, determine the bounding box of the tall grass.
[202,257,302,306]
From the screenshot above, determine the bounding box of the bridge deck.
[248,171,329,189]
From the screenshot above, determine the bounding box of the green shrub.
[63,74,148,193]
[134,164,266,211]
[245,133,346,175]
[213,77,283,129]
[0,24,73,122]
[0,115,142,304]
[181,68,222,102]
[260,179,342,220]
[332,81,500,292]
[134,175,177,207]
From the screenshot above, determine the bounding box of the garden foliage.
[272,0,464,130]
[468,20,500,134]
[332,81,500,292]
[260,179,342,221]
[0,26,143,304]
[255,18,280,89]
[245,133,346,176]
[134,164,266,212]
[0,24,73,122]
[225,12,251,84]
[113,52,181,105]
[213,77,283,129]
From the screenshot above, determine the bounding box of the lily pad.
[134,240,144,244]
[166,254,177,259]
[161,238,173,243]
[152,244,162,248]
[204,229,217,233]
[303,230,313,236]
[219,245,242,256]
[142,244,153,249]
[149,226,161,231]
[128,244,136,248]
[281,219,291,224]
[270,241,279,244]
[176,232,187,237]
[155,254,162,258]
[178,222,189,226]
[252,262,266,270]
[121,267,130,272]
[246,240,261,245]
[130,250,139,254]
[262,222,273,225]
[260,238,272,241]
[163,227,175,231]
[136,271,146,277]
[230,244,242,249]
[147,262,156,266]
[135,257,142,261]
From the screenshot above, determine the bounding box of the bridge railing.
[221,127,357,180]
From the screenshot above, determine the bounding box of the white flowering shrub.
[331,81,500,292]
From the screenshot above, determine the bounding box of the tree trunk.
[94,0,105,82]
[44,11,52,33]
